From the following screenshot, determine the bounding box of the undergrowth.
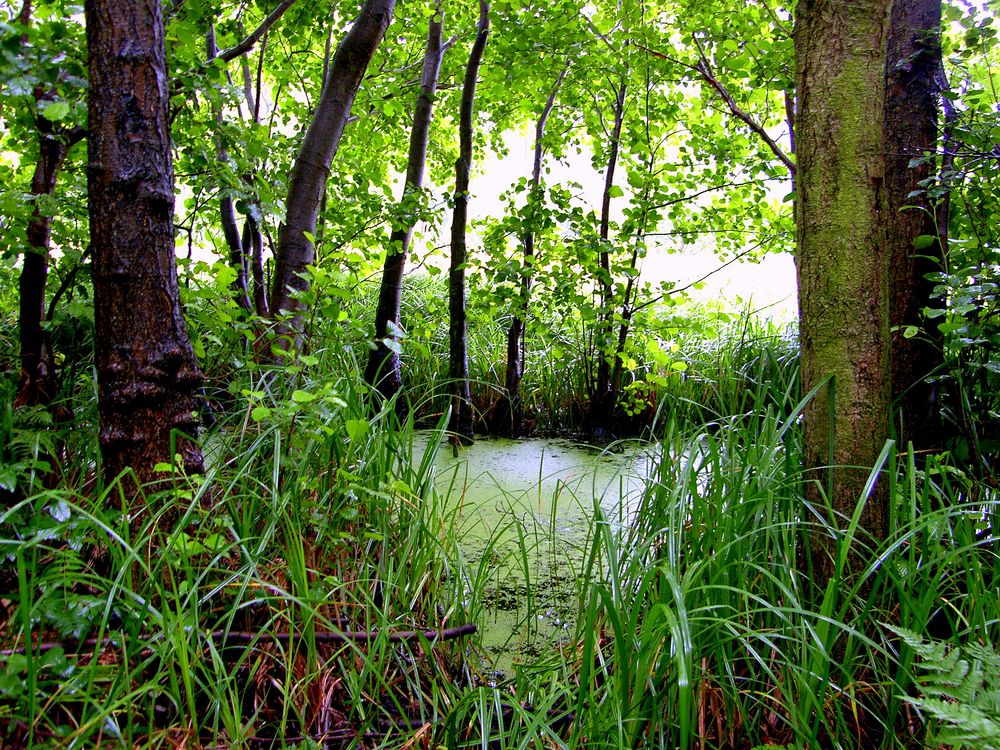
[1,306,997,748]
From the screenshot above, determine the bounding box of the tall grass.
[493,407,998,749]
[2,293,996,748]
[0,352,481,747]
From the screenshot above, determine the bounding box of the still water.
[421,436,655,674]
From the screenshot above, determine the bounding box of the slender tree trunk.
[884,0,944,450]
[207,26,253,314]
[794,0,893,589]
[495,62,569,437]
[86,0,204,483]
[448,0,489,441]
[15,118,83,407]
[269,0,396,324]
[589,75,627,434]
[365,6,445,401]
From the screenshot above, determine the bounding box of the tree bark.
[496,62,568,437]
[269,0,396,325]
[86,0,204,483]
[589,75,627,435]
[365,6,445,402]
[884,0,944,450]
[15,116,84,408]
[448,0,490,441]
[794,0,893,589]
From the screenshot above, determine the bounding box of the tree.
[494,61,569,437]
[365,5,446,402]
[587,71,627,435]
[85,0,205,482]
[794,0,893,587]
[16,108,84,409]
[884,0,944,450]
[269,0,396,326]
[448,0,490,441]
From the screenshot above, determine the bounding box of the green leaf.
[903,325,920,339]
[607,185,625,198]
[251,405,271,421]
[39,100,70,121]
[291,390,317,403]
[913,234,936,250]
[346,418,369,442]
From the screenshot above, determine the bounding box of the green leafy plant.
[891,627,1000,750]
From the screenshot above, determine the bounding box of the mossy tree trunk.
[884,0,944,450]
[794,0,893,589]
[448,0,490,442]
[86,0,204,483]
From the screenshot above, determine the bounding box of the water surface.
[422,435,654,674]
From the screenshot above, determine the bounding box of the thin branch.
[218,0,298,62]
[692,35,796,176]
[648,179,762,210]
[632,239,771,315]
[0,623,478,657]
[753,0,793,38]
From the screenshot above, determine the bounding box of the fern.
[890,626,1000,749]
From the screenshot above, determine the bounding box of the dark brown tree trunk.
[248,216,269,316]
[448,0,490,442]
[269,0,396,325]
[86,0,204,483]
[884,0,944,451]
[495,63,568,437]
[589,76,627,435]
[16,118,83,407]
[365,7,445,402]
[794,0,893,590]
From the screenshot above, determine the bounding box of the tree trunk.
[794,0,893,589]
[86,0,204,483]
[884,0,944,451]
[16,118,83,407]
[365,6,445,402]
[448,0,490,442]
[242,216,268,316]
[269,0,396,327]
[496,63,568,437]
[589,75,627,435]
[207,26,254,315]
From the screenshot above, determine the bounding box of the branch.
[0,623,478,657]
[648,179,762,210]
[753,0,793,38]
[692,36,795,177]
[631,238,771,315]
[218,0,298,62]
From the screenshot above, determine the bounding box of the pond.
[421,435,656,675]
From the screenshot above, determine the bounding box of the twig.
[0,623,477,657]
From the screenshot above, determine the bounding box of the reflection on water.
[417,435,655,675]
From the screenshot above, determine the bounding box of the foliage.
[892,628,1000,749]
[915,2,1000,479]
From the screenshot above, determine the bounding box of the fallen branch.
[0,622,477,657]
